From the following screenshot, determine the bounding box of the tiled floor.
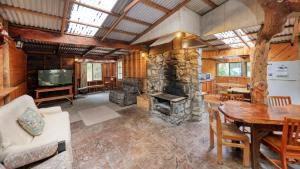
[63,93,300,169]
[70,100,277,169]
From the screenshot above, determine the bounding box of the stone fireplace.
[147,49,202,125]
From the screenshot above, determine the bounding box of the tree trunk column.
[250,39,270,104]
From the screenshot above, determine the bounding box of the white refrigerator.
[267,60,300,105]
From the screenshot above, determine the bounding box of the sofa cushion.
[18,108,45,136]
[0,95,35,150]
[3,142,58,169]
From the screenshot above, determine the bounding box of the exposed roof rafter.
[0,3,62,20]
[101,0,142,41]
[233,30,250,49]
[141,0,170,13]
[131,0,191,43]
[61,0,70,34]
[69,20,139,36]
[70,1,152,26]
[202,0,217,8]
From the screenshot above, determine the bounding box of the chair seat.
[262,134,300,158]
[212,122,249,141]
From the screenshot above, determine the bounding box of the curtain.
[80,63,87,88]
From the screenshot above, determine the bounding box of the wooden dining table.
[219,100,300,169]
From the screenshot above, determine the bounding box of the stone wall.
[147,48,202,124]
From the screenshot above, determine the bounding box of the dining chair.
[268,96,292,107]
[220,94,244,123]
[208,107,250,167]
[261,117,300,169]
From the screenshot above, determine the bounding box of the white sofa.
[0,95,72,168]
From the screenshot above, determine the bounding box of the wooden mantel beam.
[9,27,140,50]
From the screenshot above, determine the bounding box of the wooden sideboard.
[34,85,73,106]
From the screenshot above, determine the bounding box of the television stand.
[34,85,73,106]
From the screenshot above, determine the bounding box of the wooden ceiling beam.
[202,0,217,8]
[0,3,62,20]
[68,20,139,36]
[61,0,70,34]
[101,0,142,41]
[103,49,121,58]
[72,1,151,26]
[291,16,300,45]
[141,0,170,13]
[131,0,191,43]
[9,26,140,50]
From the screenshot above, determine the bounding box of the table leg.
[250,125,269,169]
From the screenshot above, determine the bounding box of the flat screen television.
[38,69,73,87]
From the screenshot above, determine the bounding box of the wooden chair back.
[220,94,244,102]
[282,117,300,153]
[208,107,222,136]
[268,96,291,107]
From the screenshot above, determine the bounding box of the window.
[117,61,123,80]
[229,62,242,76]
[87,63,102,81]
[218,63,229,76]
[67,0,118,36]
[218,62,242,76]
[246,62,251,77]
[87,63,93,81]
[93,63,102,80]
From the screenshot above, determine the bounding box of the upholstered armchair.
[109,78,142,106]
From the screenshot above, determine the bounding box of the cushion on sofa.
[0,95,36,151]
[3,142,58,169]
[18,107,45,136]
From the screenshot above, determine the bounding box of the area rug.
[78,105,121,126]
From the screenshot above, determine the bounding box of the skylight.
[214,29,255,48]
[67,0,118,37]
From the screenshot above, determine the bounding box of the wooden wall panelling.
[27,54,75,97]
[8,40,27,87]
[268,42,299,61]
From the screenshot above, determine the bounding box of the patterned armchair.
[109,78,142,106]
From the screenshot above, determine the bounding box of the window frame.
[87,63,102,82]
[217,62,243,77]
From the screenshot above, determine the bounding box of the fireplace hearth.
[150,93,188,125]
